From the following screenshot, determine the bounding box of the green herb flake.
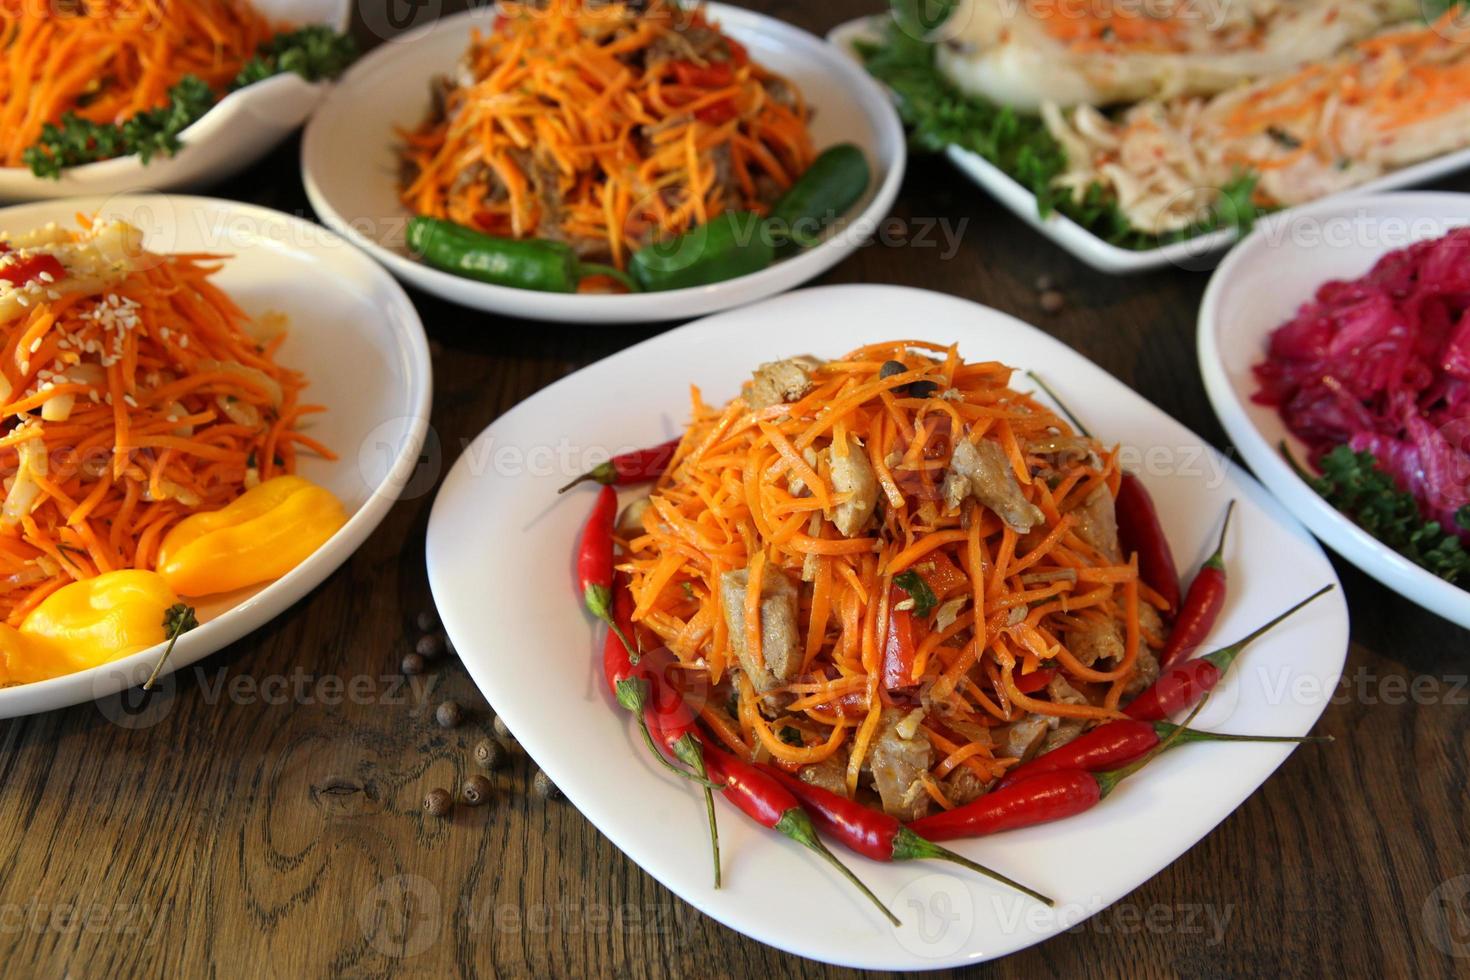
[893,569,938,618]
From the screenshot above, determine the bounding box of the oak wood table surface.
[3,3,1469,977]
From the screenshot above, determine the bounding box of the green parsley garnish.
[1287,444,1470,585]
[893,569,938,618]
[23,26,357,178]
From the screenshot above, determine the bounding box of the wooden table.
[3,3,1468,976]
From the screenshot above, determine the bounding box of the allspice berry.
[473,738,506,770]
[1039,289,1066,314]
[415,633,445,660]
[492,715,515,742]
[416,610,439,633]
[423,788,452,818]
[462,775,493,807]
[532,768,561,800]
[436,700,464,729]
[400,652,426,676]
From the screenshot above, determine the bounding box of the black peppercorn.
[532,768,561,800]
[423,788,452,817]
[401,652,426,676]
[879,359,907,380]
[436,700,463,729]
[416,610,439,633]
[462,775,492,806]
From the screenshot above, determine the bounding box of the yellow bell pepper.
[156,475,348,597]
[8,569,182,683]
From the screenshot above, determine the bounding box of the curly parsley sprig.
[22,26,357,178]
[1285,443,1470,585]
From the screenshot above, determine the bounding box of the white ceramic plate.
[0,195,431,718]
[301,4,905,323]
[427,285,1347,970]
[0,0,351,202]
[829,16,1470,275]
[1200,192,1470,629]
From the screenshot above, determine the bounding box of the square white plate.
[426,284,1347,969]
[828,16,1470,275]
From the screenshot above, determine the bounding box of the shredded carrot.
[0,217,328,624]
[623,342,1155,813]
[398,0,814,274]
[0,0,280,167]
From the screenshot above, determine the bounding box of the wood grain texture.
[1,2,1468,976]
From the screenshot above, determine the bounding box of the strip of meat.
[949,436,1044,533]
[719,565,800,691]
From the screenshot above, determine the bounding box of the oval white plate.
[1200,191,1470,629]
[829,15,1470,276]
[0,0,350,202]
[301,4,905,323]
[427,285,1347,970]
[0,195,431,718]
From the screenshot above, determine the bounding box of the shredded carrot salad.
[619,342,1167,817]
[0,216,332,624]
[0,0,279,167]
[399,0,815,270]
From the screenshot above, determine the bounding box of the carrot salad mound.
[398,0,816,270]
[0,217,333,624]
[0,0,278,167]
[619,342,1165,820]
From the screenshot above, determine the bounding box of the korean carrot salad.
[620,342,1167,821]
[0,217,331,624]
[399,0,815,271]
[0,0,278,167]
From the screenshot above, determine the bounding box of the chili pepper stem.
[558,462,618,494]
[587,584,639,662]
[1204,500,1235,571]
[671,735,721,889]
[143,603,197,691]
[1154,722,1333,746]
[775,809,900,927]
[1096,698,1209,797]
[891,827,1054,906]
[1203,584,1334,673]
[1026,371,1091,437]
[616,679,722,789]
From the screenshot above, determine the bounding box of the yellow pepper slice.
[156,475,348,597]
[10,569,182,683]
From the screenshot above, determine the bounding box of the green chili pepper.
[406,217,637,293]
[767,144,871,252]
[629,210,774,292]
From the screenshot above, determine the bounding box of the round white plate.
[427,285,1347,970]
[0,195,431,718]
[0,0,351,202]
[301,4,905,323]
[1200,192,1470,630]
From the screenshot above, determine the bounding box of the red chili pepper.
[694,99,738,125]
[601,581,722,885]
[559,438,681,493]
[701,743,900,926]
[672,59,735,88]
[1023,373,1181,612]
[0,253,64,287]
[765,767,1053,906]
[909,701,1208,842]
[880,586,925,691]
[1116,472,1181,614]
[1125,585,1333,721]
[995,718,1330,790]
[577,485,636,653]
[1160,501,1234,670]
